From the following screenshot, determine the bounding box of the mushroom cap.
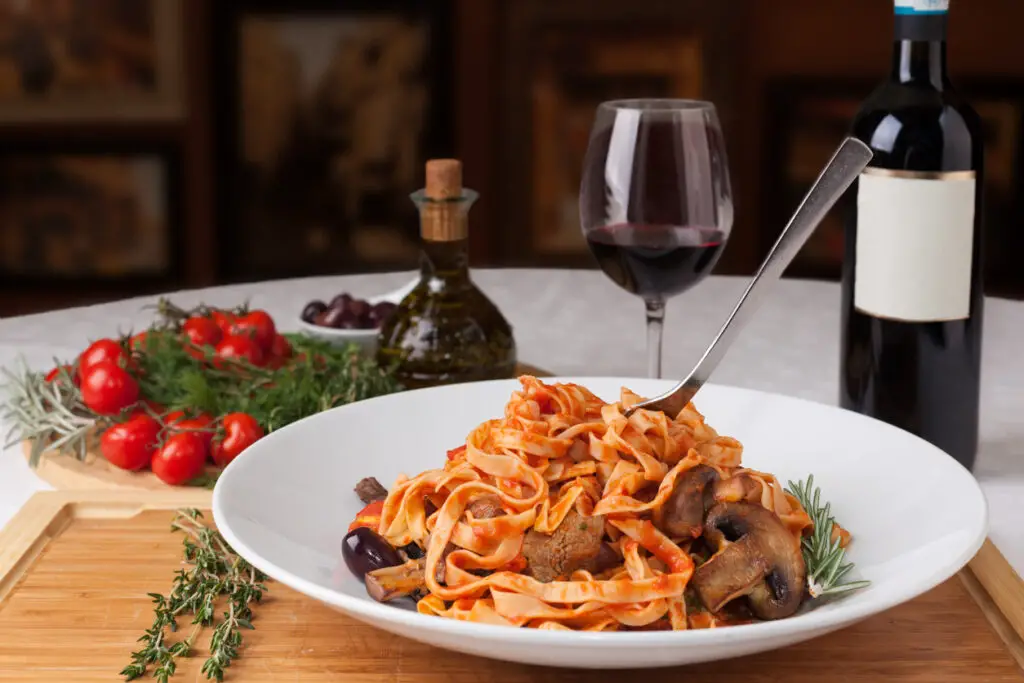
[692,501,806,620]
[657,464,719,539]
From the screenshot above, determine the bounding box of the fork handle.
[633,137,873,417]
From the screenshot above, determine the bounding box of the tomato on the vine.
[44,364,77,386]
[78,338,128,376]
[151,432,207,485]
[182,316,222,347]
[128,331,148,351]
[211,310,237,336]
[214,335,265,367]
[270,333,292,359]
[80,360,139,415]
[211,412,264,467]
[100,414,160,471]
[230,310,276,351]
[172,413,215,450]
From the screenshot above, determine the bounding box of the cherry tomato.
[211,412,264,467]
[182,316,222,347]
[44,364,77,386]
[211,310,237,336]
[214,335,265,367]
[128,331,148,351]
[163,409,186,425]
[78,339,128,376]
[151,432,207,486]
[80,360,139,415]
[230,310,276,351]
[270,333,292,359]
[100,414,160,471]
[172,414,215,450]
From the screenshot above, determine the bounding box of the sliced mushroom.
[657,465,719,538]
[366,558,426,602]
[691,502,806,620]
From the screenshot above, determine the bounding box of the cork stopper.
[424,159,462,200]
[418,158,471,242]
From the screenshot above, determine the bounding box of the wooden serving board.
[1,491,1022,682]
[22,361,551,492]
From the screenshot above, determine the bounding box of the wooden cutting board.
[1,490,1022,682]
[22,361,551,492]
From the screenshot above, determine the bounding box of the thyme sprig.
[122,509,268,682]
[786,475,871,599]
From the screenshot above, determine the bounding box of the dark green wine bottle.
[376,159,517,389]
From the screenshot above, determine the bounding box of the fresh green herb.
[121,509,268,682]
[132,330,401,432]
[785,475,871,599]
[0,358,100,465]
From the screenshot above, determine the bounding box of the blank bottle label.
[855,168,976,322]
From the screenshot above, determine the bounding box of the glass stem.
[645,299,666,379]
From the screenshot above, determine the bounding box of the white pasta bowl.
[212,377,987,669]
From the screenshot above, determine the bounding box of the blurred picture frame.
[498,0,735,265]
[763,77,1024,296]
[211,0,452,281]
[0,0,184,123]
[0,142,181,286]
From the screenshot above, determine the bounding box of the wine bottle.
[377,159,517,389]
[840,0,984,470]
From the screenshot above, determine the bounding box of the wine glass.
[579,99,734,379]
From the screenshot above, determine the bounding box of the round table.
[1,270,1021,573]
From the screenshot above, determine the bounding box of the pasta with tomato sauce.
[344,376,851,631]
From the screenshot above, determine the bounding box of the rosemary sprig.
[786,475,870,599]
[122,509,268,682]
[0,357,99,465]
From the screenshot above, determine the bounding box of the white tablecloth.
[1,270,1021,574]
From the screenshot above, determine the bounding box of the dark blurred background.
[0,0,1021,316]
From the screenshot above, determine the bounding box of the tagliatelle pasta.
[367,376,835,631]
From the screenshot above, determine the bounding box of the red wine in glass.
[579,100,733,378]
[586,224,727,300]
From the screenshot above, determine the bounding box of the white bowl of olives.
[296,279,416,355]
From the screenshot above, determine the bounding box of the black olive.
[335,309,360,329]
[349,298,370,320]
[301,300,327,323]
[368,302,397,327]
[329,293,353,311]
[342,527,402,580]
[316,305,348,328]
[401,542,425,560]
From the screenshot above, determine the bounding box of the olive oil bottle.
[377,159,517,389]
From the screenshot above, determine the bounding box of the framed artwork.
[0,0,184,122]
[763,78,1024,296]
[498,0,735,264]
[0,144,180,284]
[212,0,452,281]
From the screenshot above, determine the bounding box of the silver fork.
[624,137,874,419]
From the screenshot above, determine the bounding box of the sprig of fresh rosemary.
[0,358,99,465]
[122,509,268,682]
[786,475,871,599]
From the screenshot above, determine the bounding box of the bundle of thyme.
[122,509,268,682]
[786,475,871,599]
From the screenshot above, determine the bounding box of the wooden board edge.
[966,539,1024,655]
[960,568,1024,671]
[0,489,212,605]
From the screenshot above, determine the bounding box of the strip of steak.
[354,476,388,504]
